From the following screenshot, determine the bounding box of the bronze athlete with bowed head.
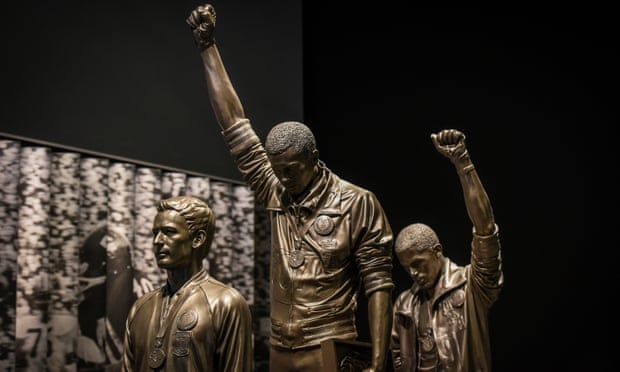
[187,5,395,372]
[121,195,253,372]
[391,129,503,372]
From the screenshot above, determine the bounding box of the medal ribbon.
[285,205,317,269]
[148,270,206,368]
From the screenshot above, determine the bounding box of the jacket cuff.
[222,119,259,157]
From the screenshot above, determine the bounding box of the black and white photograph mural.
[0,138,260,371]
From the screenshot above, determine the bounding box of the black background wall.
[303,3,616,371]
[2,0,302,181]
[3,1,616,371]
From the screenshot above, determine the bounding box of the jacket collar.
[408,258,467,308]
[268,161,339,213]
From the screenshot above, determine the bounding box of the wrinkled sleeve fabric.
[352,190,395,296]
[470,223,503,307]
[222,119,278,205]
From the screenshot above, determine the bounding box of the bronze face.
[152,210,194,270]
[267,146,318,198]
[397,245,443,291]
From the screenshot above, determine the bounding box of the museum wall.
[2,0,303,181]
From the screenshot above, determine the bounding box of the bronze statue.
[121,196,253,371]
[187,5,395,372]
[390,129,503,372]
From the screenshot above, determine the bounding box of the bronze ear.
[193,230,207,248]
[433,244,442,256]
[312,149,320,164]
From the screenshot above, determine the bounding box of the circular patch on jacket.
[450,289,465,307]
[314,215,334,235]
[177,310,198,330]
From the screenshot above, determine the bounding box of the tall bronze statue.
[187,5,394,372]
[391,129,503,372]
[121,196,253,371]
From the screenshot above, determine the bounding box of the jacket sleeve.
[210,287,254,372]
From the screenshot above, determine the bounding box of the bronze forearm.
[367,290,392,372]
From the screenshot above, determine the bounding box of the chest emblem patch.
[314,215,334,235]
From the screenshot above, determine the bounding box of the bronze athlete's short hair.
[156,195,215,260]
[395,223,440,254]
[265,121,316,155]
